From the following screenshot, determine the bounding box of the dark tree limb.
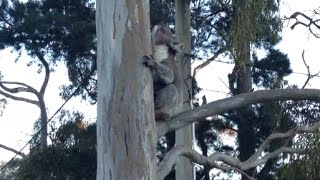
[192,47,227,78]
[34,50,50,95]
[287,11,320,38]
[0,82,39,106]
[301,50,320,89]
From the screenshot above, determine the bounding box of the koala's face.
[151,24,174,46]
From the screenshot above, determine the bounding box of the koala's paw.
[143,55,156,67]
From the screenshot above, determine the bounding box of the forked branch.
[0,82,39,106]
[287,11,320,38]
[157,122,320,179]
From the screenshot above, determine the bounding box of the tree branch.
[157,89,320,138]
[0,144,26,158]
[192,47,227,78]
[247,121,320,163]
[157,120,318,180]
[0,81,40,106]
[0,89,39,106]
[287,11,320,38]
[34,50,50,95]
[301,50,320,89]
[0,81,39,94]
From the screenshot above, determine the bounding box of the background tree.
[0,0,95,150]
[0,112,96,180]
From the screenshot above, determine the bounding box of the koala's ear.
[151,25,159,37]
[169,43,183,53]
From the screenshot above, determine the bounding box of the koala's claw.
[143,55,156,67]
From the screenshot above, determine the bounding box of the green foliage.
[0,159,20,179]
[191,0,232,56]
[278,133,320,179]
[230,0,282,62]
[11,119,96,180]
[252,49,292,88]
[150,0,174,26]
[277,101,320,179]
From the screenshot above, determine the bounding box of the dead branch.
[301,51,320,89]
[192,47,227,78]
[301,50,311,88]
[287,11,320,38]
[157,89,320,138]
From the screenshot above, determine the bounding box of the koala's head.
[151,23,174,46]
[152,23,183,62]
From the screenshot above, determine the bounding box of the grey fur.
[145,24,183,120]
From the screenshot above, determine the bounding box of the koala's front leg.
[143,56,174,84]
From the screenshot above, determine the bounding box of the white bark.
[175,0,193,179]
[96,0,156,179]
[157,88,320,138]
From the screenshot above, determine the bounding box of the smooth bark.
[96,0,156,179]
[157,89,320,138]
[175,0,193,180]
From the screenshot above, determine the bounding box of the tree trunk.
[232,0,254,179]
[39,95,47,150]
[175,0,194,180]
[96,1,156,179]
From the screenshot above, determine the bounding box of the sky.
[0,0,320,170]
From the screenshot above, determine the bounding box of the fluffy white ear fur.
[151,25,159,43]
[153,45,169,62]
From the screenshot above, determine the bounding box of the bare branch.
[192,47,227,78]
[0,144,26,158]
[0,81,40,106]
[0,89,39,106]
[300,51,320,89]
[158,121,320,179]
[157,145,239,180]
[157,145,303,180]
[301,50,311,89]
[157,89,320,138]
[0,81,39,95]
[287,11,320,38]
[247,121,320,163]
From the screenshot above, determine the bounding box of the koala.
[144,23,184,121]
